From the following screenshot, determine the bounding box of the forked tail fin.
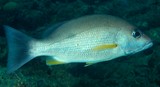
[4,26,36,73]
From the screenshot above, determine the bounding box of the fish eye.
[132,30,141,39]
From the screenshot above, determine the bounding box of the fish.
[4,15,153,73]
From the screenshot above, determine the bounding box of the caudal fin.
[4,26,35,73]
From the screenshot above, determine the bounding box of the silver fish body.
[4,15,153,73]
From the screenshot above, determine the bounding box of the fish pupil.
[132,30,141,38]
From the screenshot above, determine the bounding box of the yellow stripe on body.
[92,44,117,51]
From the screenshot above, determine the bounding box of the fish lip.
[124,41,153,55]
[142,41,153,50]
[136,41,153,53]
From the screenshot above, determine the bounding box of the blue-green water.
[0,0,160,87]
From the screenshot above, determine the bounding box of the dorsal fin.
[42,22,65,38]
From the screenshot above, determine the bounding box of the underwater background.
[0,0,160,87]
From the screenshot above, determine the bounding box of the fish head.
[116,26,153,55]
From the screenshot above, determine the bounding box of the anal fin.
[46,59,65,66]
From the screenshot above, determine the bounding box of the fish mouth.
[135,41,153,54]
[142,41,153,50]
[124,41,153,55]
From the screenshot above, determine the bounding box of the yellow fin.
[92,44,117,51]
[46,59,65,66]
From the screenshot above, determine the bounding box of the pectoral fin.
[92,44,117,51]
[46,59,65,66]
